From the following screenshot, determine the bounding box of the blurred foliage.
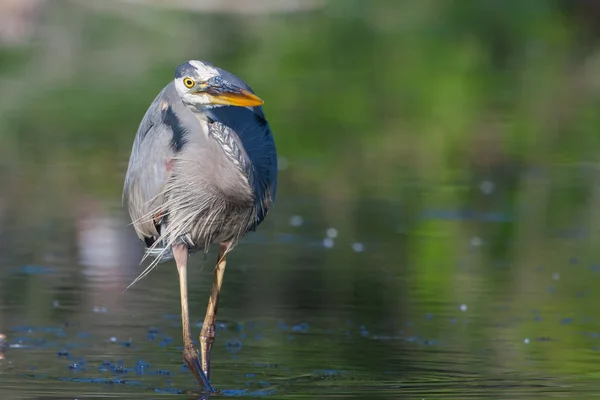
[2,0,600,388]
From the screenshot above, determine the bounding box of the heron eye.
[183,78,195,88]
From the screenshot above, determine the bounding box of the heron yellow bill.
[209,89,264,107]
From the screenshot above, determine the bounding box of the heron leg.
[173,244,215,392]
[200,242,228,379]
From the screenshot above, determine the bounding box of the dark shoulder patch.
[161,104,187,152]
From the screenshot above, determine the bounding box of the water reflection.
[76,196,142,277]
[74,194,144,318]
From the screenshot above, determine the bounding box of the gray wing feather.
[123,83,179,243]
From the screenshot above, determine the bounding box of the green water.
[2,0,600,398]
[2,187,600,399]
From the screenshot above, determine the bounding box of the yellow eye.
[183,78,195,88]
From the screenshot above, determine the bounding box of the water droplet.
[57,350,70,358]
[323,238,334,248]
[277,321,288,331]
[147,327,159,340]
[480,180,495,194]
[524,338,530,344]
[460,304,468,312]
[292,322,310,333]
[360,325,369,336]
[226,339,243,353]
[109,336,117,343]
[326,228,338,238]
[289,215,303,227]
[352,242,364,252]
[68,362,84,371]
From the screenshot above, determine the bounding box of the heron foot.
[183,346,216,393]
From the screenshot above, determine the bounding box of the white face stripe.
[188,60,219,82]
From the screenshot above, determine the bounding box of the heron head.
[174,60,264,109]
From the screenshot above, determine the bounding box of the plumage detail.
[162,103,188,152]
[207,119,249,175]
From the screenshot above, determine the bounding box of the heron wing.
[123,84,179,244]
[207,105,278,230]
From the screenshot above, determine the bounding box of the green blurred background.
[2,0,600,397]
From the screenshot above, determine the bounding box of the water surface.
[2,181,600,399]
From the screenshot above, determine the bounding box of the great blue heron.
[123,60,277,391]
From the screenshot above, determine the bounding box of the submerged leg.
[200,242,229,379]
[173,244,215,392]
